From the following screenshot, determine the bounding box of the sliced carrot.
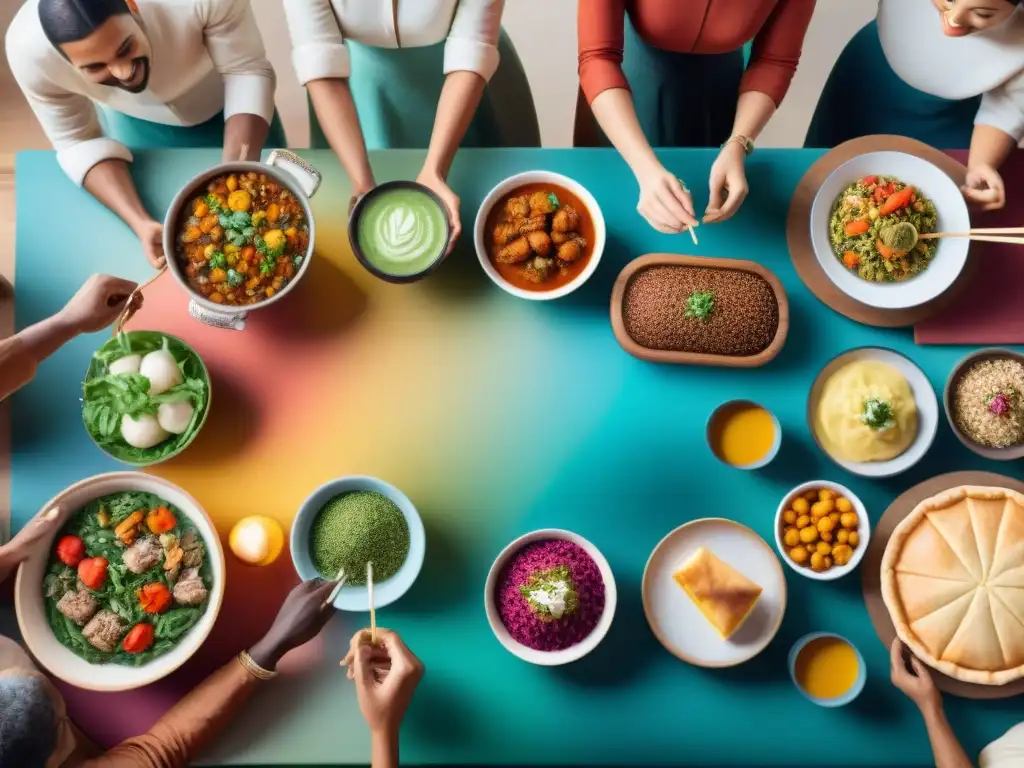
[860,176,878,186]
[876,239,907,261]
[842,250,860,269]
[844,219,870,236]
[878,186,914,216]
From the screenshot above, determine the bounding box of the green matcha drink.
[355,186,449,277]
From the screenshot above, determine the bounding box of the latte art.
[356,186,449,277]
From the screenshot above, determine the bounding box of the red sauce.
[484,183,596,292]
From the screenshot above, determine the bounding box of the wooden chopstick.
[367,562,376,645]
[920,227,1024,240]
[687,223,698,246]
[940,235,1024,245]
[324,566,347,608]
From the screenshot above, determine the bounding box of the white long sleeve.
[444,0,502,81]
[5,23,133,185]
[201,0,277,124]
[283,0,351,86]
[976,71,1024,142]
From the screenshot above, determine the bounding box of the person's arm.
[890,640,975,768]
[202,0,277,160]
[961,75,1024,211]
[83,579,339,768]
[738,0,816,112]
[283,0,375,202]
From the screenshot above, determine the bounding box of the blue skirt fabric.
[574,18,748,148]
[804,20,980,149]
[309,29,540,150]
[100,108,289,150]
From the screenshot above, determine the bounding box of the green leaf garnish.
[208,252,227,269]
[547,192,560,210]
[684,291,715,321]
[227,269,244,287]
[861,398,895,431]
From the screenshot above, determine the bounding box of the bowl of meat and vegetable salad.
[164,150,321,331]
[15,473,225,691]
[82,331,210,466]
[809,151,969,310]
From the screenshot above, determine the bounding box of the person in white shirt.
[806,0,1024,212]
[6,0,283,268]
[283,0,540,252]
[890,639,1024,768]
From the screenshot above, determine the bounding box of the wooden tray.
[609,254,789,367]
[786,135,978,328]
[862,470,1024,700]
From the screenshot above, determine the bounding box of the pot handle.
[267,149,321,199]
[189,300,247,331]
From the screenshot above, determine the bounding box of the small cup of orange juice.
[707,400,781,470]
[789,632,865,707]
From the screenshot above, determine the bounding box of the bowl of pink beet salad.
[485,529,616,665]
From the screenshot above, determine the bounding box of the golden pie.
[882,486,1024,685]
[675,547,762,639]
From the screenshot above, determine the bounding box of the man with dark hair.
[6,0,282,268]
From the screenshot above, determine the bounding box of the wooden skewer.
[367,562,376,645]
[687,223,699,246]
[324,566,347,609]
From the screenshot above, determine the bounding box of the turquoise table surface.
[11,148,1024,766]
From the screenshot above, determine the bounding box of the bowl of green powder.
[290,476,425,611]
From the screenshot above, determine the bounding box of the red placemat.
[915,151,1024,345]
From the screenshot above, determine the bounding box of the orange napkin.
[915,151,1024,345]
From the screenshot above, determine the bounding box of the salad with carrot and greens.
[828,175,938,283]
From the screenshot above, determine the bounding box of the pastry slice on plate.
[674,547,762,640]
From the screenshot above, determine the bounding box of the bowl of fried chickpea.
[774,481,870,581]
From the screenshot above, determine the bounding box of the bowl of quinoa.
[485,529,616,665]
[945,349,1024,460]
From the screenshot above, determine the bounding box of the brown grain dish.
[624,266,778,356]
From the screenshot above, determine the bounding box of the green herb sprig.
[684,290,716,321]
[861,398,895,431]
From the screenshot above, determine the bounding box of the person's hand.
[134,219,166,269]
[342,628,424,736]
[0,505,73,573]
[348,181,377,216]
[416,169,461,255]
[890,639,941,712]
[704,140,749,223]
[57,274,138,334]
[961,163,1006,211]
[248,578,337,670]
[635,163,698,234]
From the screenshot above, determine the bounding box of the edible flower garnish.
[986,389,1017,417]
[861,398,895,431]
[684,290,716,322]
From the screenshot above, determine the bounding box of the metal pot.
[163,150,322,331]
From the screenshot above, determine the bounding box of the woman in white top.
[6,0,283,267]
[283,0,540,249]
[891,639,1024,768]
[806,0,1024,211]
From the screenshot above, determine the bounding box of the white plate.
[15,472,225,692]
[809,151,969,309]
[808,347,939,478]
[642,518,786,668]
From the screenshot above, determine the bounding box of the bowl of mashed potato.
[808,347,938,477]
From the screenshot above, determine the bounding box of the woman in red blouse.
[576,0,816,232]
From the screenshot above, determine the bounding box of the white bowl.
[484,529,616,665]
[774,481,870,581]
[15,472,225,692]
[473,171,605,301]
[808,346,939,478]
[809,151,969,309]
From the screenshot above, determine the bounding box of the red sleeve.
[578,0,631,104]
[739,0,817,107]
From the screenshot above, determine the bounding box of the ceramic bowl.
[807,346,939,478]
[15,472,225,692]
[789,632,866,707]
[348,180,452,284]
[290,475,425,611]
[774,480,870,581]
[944,348,1024,461]
[81,331,212,468]
[706,399,782,470]
[484,528,616,666]
[473,171,605,301]
[809,151,969,310]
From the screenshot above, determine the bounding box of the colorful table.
[10,148,1024,766]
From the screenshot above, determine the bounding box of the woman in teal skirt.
[806,0,1024,211]
[283,0,540,251]
[575,0,817,234]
